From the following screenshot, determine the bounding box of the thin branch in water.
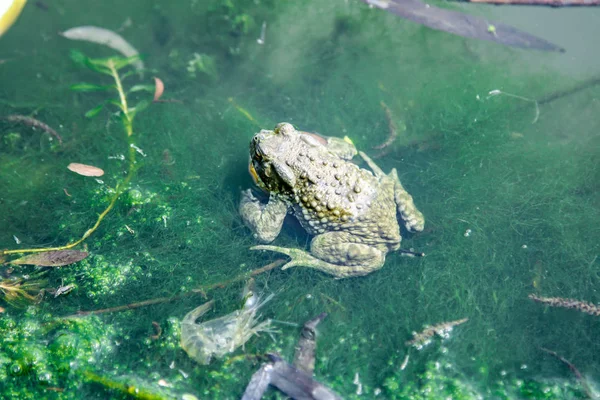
[539,347,598,399]
[538,75,600,105]
[406,318,468,348]
[529,294,600,317]
[2,114,63,144]
[373,101,399,150]
[63,260,285,318]
[360,0,563,52]
[487,89,540,124]
[461,0,600,6]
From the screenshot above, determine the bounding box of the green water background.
[0,0,598,398]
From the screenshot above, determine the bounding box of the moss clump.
[0,308,117,398]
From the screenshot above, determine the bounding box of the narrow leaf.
[107,99,126,112]
[84,104,105,118]
[128,84,155,94]
[69,50,112,76]
[111,54,143,71]
[130,99,150,116]
[10,250,89,267]
[71,83,114,92]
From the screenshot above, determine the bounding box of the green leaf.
[110,54,143,71]
[128,84,154,94]
[107,98,126,112]
[84,104,105,118]
[70,83,114,92]
[129,99,150,117]
[70,49,112,76]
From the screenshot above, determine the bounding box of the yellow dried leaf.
[10,250,89,267]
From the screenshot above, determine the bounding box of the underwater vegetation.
[1,0,599,398]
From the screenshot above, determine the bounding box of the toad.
[240,123,425,278]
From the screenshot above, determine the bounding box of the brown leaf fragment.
[153,77,164,102]
[67,163,104,177]
[10,250,89,267]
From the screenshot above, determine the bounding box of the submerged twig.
[360,0,563,52]
[540,347,597,399]
[150,321,162,340]
[529,294,600,317]
[2,114,63,144]
[406,317,468,348]
[192,259,286,293]
[486,89,540,124]
[83,371,169,400]
[63,260,285,318]
[538,75,600,106]
[373,101,399,151]
[460,0,600,6]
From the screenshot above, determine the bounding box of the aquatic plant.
[1,50,153,261]
[0,274,46,305]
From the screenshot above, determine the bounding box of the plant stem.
[1,60,139,257]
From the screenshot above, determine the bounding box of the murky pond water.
[1,1,598,398]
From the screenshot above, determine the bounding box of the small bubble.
[10,363,22,375]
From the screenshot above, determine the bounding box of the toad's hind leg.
[389,168,425,232]
[252,232,385,279]
[358,151,424,232]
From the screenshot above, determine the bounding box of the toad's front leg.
[252,232,386,279]
[240,189,288,243]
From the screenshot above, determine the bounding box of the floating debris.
[3,114,63,144]
[293,312,327,375]
[10,250,88,267]
[242,313,342,400]
[0,0,27,38]
[60,26,145,72]
[487,89,540,124]
[360,0,563,52]
[406,318,468,349]
[180,282,275,364]
[256,21,267,45]
[373,101,399,150]
[67,162,105,177]
[400,354,410,370]
[529,294,600,317]
[153,76,164,102]
[150,321,162,340]
[53,283,76,297]
[540,347,598,400]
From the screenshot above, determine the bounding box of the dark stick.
[539,347,597,399]
[3,115,63,144]
[63,259,285,318]
[360,0,563,52]
[463,0,600,6]
[538,75,600,105]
